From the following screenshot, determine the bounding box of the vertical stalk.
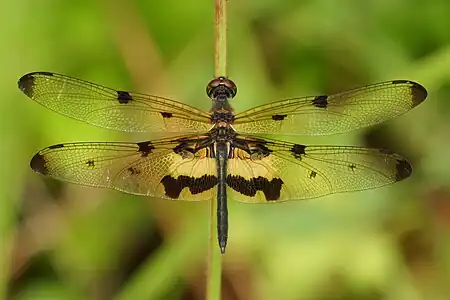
[207,1,227,299]
[214,0,227,77]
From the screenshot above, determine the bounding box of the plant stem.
[207,1,227,299]
[214,0,227,77]
[206,199,222,300]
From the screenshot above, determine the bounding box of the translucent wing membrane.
[21,71,425,254]
[30,134,412,202]
[30,135,217,201]
[233,80,427,136]
[18,72,211,133]
[226,135,411,203]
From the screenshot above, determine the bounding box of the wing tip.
[409,82,428,106]
[30,152,49,175]
[395,158,412,181]
[392,80,428,106]
[379,148,413,181]
[18,72,55,97]
[18,73,36,97]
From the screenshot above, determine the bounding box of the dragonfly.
[18,72,427,253]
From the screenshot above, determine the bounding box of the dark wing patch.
[291,144,306,158]
[233,80,427,136]
[161,174,218,199]
[18,72,211,133]
[392,80,427,105]
[272,114,287,121]
[395,158,412,181]
[137,141,154,157]
[309,171,317,179]
[226,175,283,201]
[225,135,412,203]
[117,91,133,104]
[312,95,328,108]
[30,153,49,175]
[29,134,217,200]
[160,112,173,118]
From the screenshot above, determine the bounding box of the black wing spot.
[348,164,356,171]
[30,153,49,175]
[160,112,173,118]
[160,174,218,199]
[395,159,412,181]
[137,141,154,157]
[410,83,427,106]
[309,171,317,179]
[117,91,133,104]
[48,144,64,149]
[312,95,328,108]
[272,114,287,121]
[391,80,427,106]
[291,144,306,159]
[86,160,95,167]
[18,73,42,97]
[226,175,283,201]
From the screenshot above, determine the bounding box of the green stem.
[214,0,227,78]
[206,198,222,300]
[206,1,227,299]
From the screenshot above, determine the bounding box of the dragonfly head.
[206,77,237,102]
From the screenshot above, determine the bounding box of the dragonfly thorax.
[209,126,237,143]
[211,111,234,125]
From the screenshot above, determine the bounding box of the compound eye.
[206,78,223,97]
[206,77,237,98]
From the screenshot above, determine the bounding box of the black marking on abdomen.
[312,95,328,108]
[272,114,287,121]
[226,175,283,201]
[160,174,218,199]
[117,91,133,104]
[137,141,154,157]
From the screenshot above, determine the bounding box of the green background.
[2,0,450,299]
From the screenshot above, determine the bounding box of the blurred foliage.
[1,0,450,299]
